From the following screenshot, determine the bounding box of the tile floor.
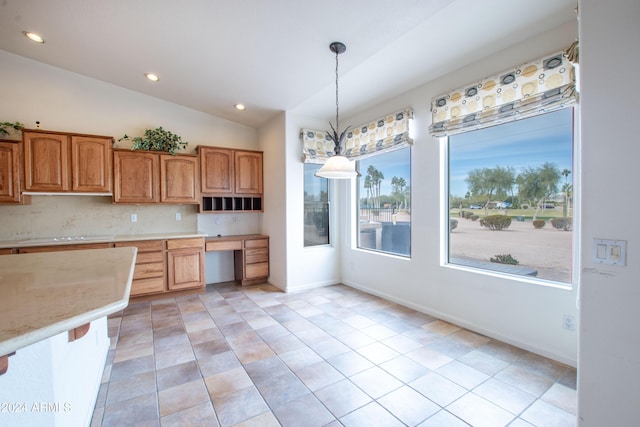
[91,283,577,427]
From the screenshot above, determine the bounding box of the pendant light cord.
[335,47,340,145]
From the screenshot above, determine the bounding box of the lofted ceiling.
[0,0,576,129]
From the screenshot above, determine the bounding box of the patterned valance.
[302,107,413,164]
[429,49,577,138]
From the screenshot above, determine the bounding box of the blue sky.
[357,147,411,197]
[448,108,573,197]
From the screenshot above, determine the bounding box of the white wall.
[330,21,580,365]
[258,112,288,289]
[577,0,640,424]
[276,112,342,292]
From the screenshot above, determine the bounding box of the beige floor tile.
[541,383,578,415]
[520,399,577,427]
[473,378,537,414]
[94,283,577,427]
[160,401,218,427]
[447,392,515,427]
[422,320,462,336]
[410,372,467,407]
[159,378,210,417]
[113,341,154,363]
[205,367,254,398]
[406,346,453,370]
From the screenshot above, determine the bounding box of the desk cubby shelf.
[201,196,262,212]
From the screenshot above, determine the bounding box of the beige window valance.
[429,48,577,138]
[301,107,413,164]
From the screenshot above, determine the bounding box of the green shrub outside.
[533,219,546,229]
[490,254,519,265]
[551,217,573,231]
[479,215,512,231]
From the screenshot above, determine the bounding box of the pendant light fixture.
[315,42,360,179]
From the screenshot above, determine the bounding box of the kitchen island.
[0,247,136,427]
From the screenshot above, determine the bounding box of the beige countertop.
[0,247,137,356]
[0,231,207,249]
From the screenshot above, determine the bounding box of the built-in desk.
[205,234,269,286]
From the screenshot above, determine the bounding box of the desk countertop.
[0,247,137,356]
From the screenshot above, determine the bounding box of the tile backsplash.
[0,195,197,241]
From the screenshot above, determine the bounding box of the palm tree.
[364,175,372,207]
[366,165,384,209]
[391,176,407,209]
[561,169,571,217]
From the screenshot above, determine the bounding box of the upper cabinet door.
[200,147,233,194]
[23,132,69,192]
[113,150,159,203]
[160,154,198,204]
[71,136,112,193]
[0,141,20,203]
[234,151,263,194]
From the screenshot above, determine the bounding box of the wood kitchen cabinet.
[113,149,198,204]
[234,236,269,286]
[71,135,112,192]
[114,240,166,296]
[198,146,263,213]
[160,154,198,204]
[167,237,205,290]
[113,150,159,203]
[234,150,263,195]
[0,140,29,204]
[23,130,112,193]
[199,147,233,194]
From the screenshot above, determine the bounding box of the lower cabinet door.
[167,248,205,290]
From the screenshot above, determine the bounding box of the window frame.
[303,163,331,248]
[355,146,412,258]
[442,107,580,289]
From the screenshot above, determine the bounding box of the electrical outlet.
[130,213,138,223]
[232,216,238,224]
[175,212,181,221]
[562,314,576,331]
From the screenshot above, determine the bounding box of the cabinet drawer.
[245,248,268,264]
[167,237,204,250]
[136,251,164,264]
[206,240,242,251]
[245,238,268,249]
[245,262,269,279]
[131,277,165,296]
[115,240,164,252]
[133,262,165,280]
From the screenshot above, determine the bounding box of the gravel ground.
[449,216,573,282]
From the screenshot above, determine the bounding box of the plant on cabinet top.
[119,127,188,155]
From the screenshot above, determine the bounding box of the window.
[357,147,411,257]
[447,108,574,284]
[304,164,329,247]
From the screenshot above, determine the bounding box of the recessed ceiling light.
[145,73,159,82]
[234,104,246,111]
[24,31,44,43]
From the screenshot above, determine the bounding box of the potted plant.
[119,126,188,155]
[0,121,25,139]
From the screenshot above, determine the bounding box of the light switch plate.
[593,238,627,266]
